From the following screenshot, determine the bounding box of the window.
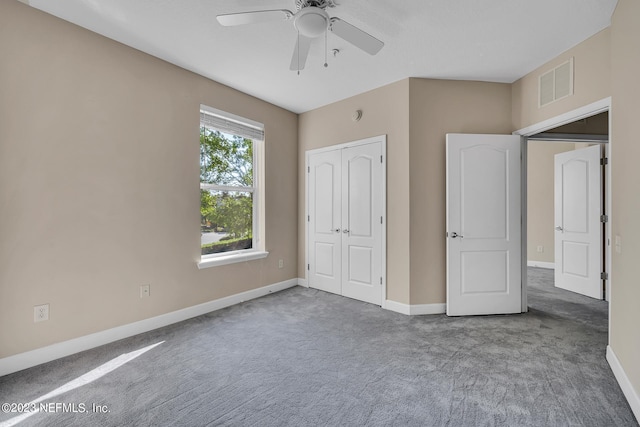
[198,106,266,268]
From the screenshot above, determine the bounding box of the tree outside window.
[200,127,255,255]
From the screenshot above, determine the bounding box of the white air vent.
[539,57,574,107]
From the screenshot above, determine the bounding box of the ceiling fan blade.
[329,18,384,55]
[290,35,313,71]
[216,9,293,26]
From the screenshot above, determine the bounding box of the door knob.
[451,232,463,238]
[555,226,563,231]
[343,229,350,233]
[333,228,341,233]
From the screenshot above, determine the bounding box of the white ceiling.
[27,0,617,114]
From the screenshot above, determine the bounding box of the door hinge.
[601,214,608,223]
[307,166,310,173]
[380,216,383,224]
[601,272,608,280]
[307,215,310,222]
[307,264,310,271]
[600,157,608,166]
[380,277,382,285]
[380,155,383,163]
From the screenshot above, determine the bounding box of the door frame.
[304,134,387,307]
[514,97,612,311]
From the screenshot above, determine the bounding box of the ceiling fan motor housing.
[295,0,336,11]
[294,7,329,38]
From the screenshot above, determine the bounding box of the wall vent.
[539,57,574,107]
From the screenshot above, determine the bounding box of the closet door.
[307,139,384,306]
[341,143,383,305]
[308,149,342,295]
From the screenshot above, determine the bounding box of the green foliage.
[201,191,252,239]
[200,189,216,226]
[200,128,253,187]
[200,127,254,242]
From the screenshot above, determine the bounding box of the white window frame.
[197,105,267,269]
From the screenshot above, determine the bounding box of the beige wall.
[610,0,640,402]
[298,78,511,305]
[514,0,640,407]
[408,79,512,304]
[0,1,298,358]
[512,29,611,131]
[526,142,576,264]
[298,80,411,304]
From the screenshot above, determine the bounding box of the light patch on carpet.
[0,341,163,427]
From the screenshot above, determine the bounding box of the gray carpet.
[0,268,637,426]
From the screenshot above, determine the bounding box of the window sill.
[197,251,269,269]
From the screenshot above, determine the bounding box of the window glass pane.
[200,127,253,187]
[201,190,253,255]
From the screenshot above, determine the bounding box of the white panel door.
[308,149,342,295]
[446,134,522,316]
[341,143,383,305]
[554,145,603,299]
[307,139,384,306]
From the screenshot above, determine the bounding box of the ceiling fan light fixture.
[294,7,329,38]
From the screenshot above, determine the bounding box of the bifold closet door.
[308,149,342,295]
[340,143,383,305]
[308,142,383,306]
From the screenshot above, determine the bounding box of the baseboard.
[384,300,446,316]
[527,261,555,269]
[410,303,447,315]
[384,300,411,315]
[607,345,640,422]
[0,278,299,377]
[297,277,308,287]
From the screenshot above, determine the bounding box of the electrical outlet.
[278,259,284,269]
[34,304,49,323]
[537,246,544,253]
[140,284,150,298]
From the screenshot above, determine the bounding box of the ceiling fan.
[216,0,384,71]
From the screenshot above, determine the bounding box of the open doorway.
[524,109,610,327]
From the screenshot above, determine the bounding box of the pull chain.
[297,30,300,75]
[324,30,328,68]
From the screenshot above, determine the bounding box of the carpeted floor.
[0,268,637,426]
